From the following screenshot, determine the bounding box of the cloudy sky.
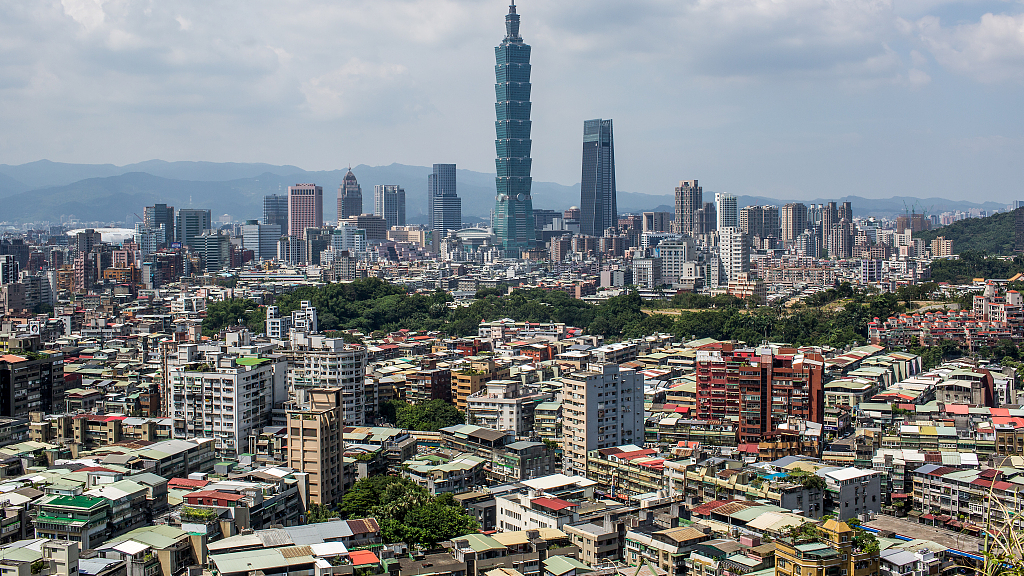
[1,0,1023,201]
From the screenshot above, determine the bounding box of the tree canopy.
[340,476,478,546]
[916,209,1019,256]
[380,400,464,432]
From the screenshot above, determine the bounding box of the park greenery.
[200,278,1007,362]
[379,400,464,432]
[340,476,478,546]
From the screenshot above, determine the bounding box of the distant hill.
[916,209,1020,256]
[0,159,1010,224]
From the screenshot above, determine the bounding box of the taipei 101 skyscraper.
[492,2,534,256]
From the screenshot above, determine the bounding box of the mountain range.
[0,160,1009,225]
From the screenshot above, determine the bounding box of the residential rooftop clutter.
[1,202,1022,576]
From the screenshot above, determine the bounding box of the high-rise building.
[695,344,824,444]
[428,164,462,235]
[642,212,670,233]
[194,230,230,272]
[838,201,853,223]
[373,185,406,229]
[579,119,617,237]
[719,227,749,282]
[287,387,346,506]
[143,204,174,247]
[492,3,535,255]
[561,363,644,476]
[673,180,701,236]
[241,221,282,261]
[694,202,717,235]
[175,209,211,249]
[0,255,19,285]
[337,169,363,221]
[716,193,737,230]
[288,184,323,239]
[167,342,286,457]
[780,203,807,244]
[263,195,289,230]
[286,334,368,427]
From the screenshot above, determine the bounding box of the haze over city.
[2,0,1023,201]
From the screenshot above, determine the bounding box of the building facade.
[288,184,324,239]
[429,164,462,235]
[562,363,644,476]
[373,185,406,229]
[492,3,535,255]
[337,168,363,220]
[579,119,617,237]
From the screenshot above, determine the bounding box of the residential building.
[694,343,825,444]
[288,184,324,239]
[643,212,671,233]
[716,193,737,230]
[453,357,509,411]
[780,203,807,245]
[631,258,663,289]
[373,185,406,229]
[655,239,695,286]
[821,467,882,520]
[931,236,953,257]
[34,494,110,550]
[674,180,701,236]
[337,168,363,220]
[562,363,644,476]
[287,387,345,506]
[285,333,368,426]
[0,350,65,417]
[774,520,880,576]
[466,379,552,436]
[429,164,462,235]
[579,119,617,237]
[719,227,748,282]
[167,343,287,456]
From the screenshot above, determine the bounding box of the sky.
[1,0,1023,202]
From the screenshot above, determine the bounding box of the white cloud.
[912,12,1024,82]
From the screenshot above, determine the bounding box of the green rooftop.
[236,357,271,366]
[43,495,107,509]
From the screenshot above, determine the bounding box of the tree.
[306,503,340,523]
[381,400,464,432]
[340,476,477,546]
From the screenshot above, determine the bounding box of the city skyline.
[1,2,1020,204]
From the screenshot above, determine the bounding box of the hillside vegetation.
[916,209,1018,255]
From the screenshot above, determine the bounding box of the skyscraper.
[719,227,749,282]
[780,202,808,244]
[175,209,211,249]
[143,204,174,247]
[493,2,534,255]
[373,185,406,229]
[716,193,738,230]
[674,180,701,236]
[263,195,288,231]
[579,119,617,237]
[288,184,324,239]
[337,168,362,220]
[428,164,462,235]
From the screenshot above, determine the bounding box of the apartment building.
[285,333,367,426]
[694,343,824,444]
[167,343,287,456]
[452,357,509,411]
[0,350,66,417]
[562,363,644,476]
[287,387,345,506]
[466,379,552,437]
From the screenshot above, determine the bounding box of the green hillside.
[916,209,1019,255]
